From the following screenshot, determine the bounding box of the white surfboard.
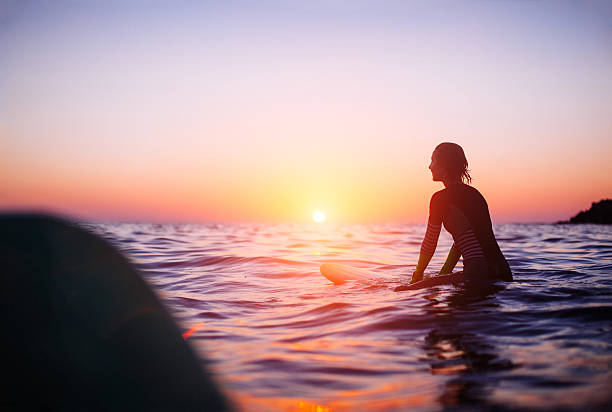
[320,263,465,290]
[320,263,375,285]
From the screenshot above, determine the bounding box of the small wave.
[300,302,354,316]
[149,236,188,244]
[139,254,313,269]
[349,314,434,333]
[548,305,612,322]
[287,243,308,248]
[306,366,397,376]
[254,271,315,279]
[197,311,227,319]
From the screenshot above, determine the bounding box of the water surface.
[86,222,612,411]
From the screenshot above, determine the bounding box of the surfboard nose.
[320,263,334,272]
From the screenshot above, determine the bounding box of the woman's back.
[431,184,512,281]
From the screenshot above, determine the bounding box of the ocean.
[84,222,612,411]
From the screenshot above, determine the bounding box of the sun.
[313,210,326,223]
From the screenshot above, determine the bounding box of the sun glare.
[313,211,326,223]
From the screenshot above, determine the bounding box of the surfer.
[397,142,512,291]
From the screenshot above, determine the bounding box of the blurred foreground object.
[0,214,230,411]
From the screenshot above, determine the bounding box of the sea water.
[85,222,612,411]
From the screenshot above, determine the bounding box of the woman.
[396,142,512,291]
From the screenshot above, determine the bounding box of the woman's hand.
[410,270,424,284]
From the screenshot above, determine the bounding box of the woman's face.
[429,150,445,182]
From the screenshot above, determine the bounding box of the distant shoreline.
[557,199,611,224]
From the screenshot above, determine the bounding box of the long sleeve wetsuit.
[418,184,512,281]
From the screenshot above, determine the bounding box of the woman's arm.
[411,192,445,283]
[411,222,441,283]
[438,243,461,275]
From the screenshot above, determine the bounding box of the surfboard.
[320,263,373,285]
[320,263,464,290]
[393,271,464,291]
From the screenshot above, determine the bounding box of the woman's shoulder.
[431,188,447,199]
[430,188,449,206]
[462,184,489,206]
[437,184,486,201]
[431,185,486,204]
[463,184,485,197]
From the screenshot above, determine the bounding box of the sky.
[1,0,611,223]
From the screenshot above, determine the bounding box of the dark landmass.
[557,199,612,224]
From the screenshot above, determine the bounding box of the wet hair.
[434,142,472,184]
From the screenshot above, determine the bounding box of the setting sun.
[313,211,326,223]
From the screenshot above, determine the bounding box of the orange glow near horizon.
[2,153,610,223]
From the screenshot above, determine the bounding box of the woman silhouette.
[396,142,512,291]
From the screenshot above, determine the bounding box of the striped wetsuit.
[421,184,512,281]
